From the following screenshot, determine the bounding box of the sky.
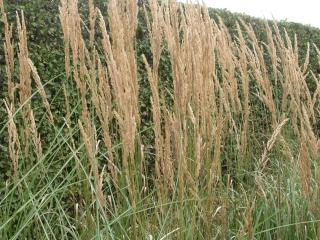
[178,0,320,29]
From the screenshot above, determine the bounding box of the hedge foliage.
[1,1,319,87]
[1,0,319,180]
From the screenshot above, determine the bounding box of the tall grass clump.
[0,0,319,239]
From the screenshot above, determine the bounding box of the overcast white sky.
[178,0,320,29]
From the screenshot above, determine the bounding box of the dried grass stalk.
[28,59,54,124]
[16,11,34,158]
[79,120,106,207]
[259,118,289,172]
[99,0,139,206]
[1,0,15,106]
[4,101,20,181]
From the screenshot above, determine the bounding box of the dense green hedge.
[1,1,319,90]
[1,0,320,181]
[1,1,319,106]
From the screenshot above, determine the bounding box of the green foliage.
[0,1,320,239]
